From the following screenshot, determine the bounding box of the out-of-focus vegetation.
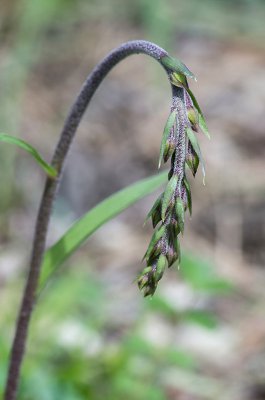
[1,0,265,399]
[0,255,232,399]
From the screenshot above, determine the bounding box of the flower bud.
[163,136,176,163]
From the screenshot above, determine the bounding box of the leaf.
[147,295,177,318]
[176,197,185,234]
[187,89,210,139]
[0,133,57,178]
[38,171,167,291]
[183,310,218,330]
[180,253,234,294]
[186,128,205,184]
[161,55,196,80]
[158,110,176,168]
[165,348,196,369]
[161,174,178,221]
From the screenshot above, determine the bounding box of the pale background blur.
[0,1,265,399]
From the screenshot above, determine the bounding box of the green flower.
[139,58,210,296]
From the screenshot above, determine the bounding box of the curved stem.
[4,40,171,400]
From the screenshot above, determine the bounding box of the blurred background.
[0,0,265,399]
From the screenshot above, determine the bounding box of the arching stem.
[4,40,173,400]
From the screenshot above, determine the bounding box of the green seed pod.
[143,282,157,297]
[143,224,166,261]
[187,88,211,139]
[161,174,178,221]
[159,110,177,168]
[152,208,162,228]
[155,254,168,281]
[163,136,176,163]
[138,274,148,290]
[183,177,192,216]
[175,197,185,234]
[137,266,152,290]
[160,55,196,80]
[173,236,181,264]
[187,108,199,128]
[186,137,199,177]
[186,127,205,183]
[145,193,163,225]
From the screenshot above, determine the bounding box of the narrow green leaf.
[161,174,178,221]
[161,55,196,80]
[187,89,210,139]
[176,197,185,234]
[183,310,218,330]
[38,171,167,291]
[0,133,57,178]
[158,110,176,168]
[186,128,205,184]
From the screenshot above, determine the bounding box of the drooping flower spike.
[138,55,210,296]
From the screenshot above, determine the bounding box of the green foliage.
[180,254,233,294]
[0,255,232,399]
[183,310,218,330]
[0,133,57,178]
[39,172,167,291]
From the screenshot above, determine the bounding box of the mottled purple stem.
[4,40,173,400]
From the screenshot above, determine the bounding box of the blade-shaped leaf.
[161,55,196,80]
[0,133,57,178]
[158,110,176,168]
[186,128,206,184]
[38,171,167,291]
[187,89,210,139]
